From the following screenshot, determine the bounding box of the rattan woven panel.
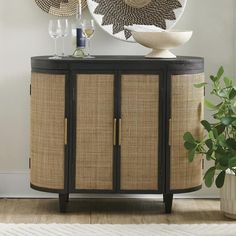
[170,73,204,190]
[30,73,65,189]
[75,74,114,190]
[120,75,159,190]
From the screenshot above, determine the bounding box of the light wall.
[0,0,235,197]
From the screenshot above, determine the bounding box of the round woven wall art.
[87,0,187,41]
[35,0,87,17]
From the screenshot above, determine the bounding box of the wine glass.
[82,19,95,58]
[58,19,69,57]
[48,19,61,59]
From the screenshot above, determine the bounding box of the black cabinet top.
[31,55,204,73]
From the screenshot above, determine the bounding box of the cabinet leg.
[163,193,173,214]
[59,194,68,213]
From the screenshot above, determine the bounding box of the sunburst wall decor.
[35,0,87,17]
[87,0,187,41]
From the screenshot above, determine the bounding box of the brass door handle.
[64,118,68,145]
[169,118,172,146]
[113,118,117,146]
[119,118,122,146]
[202,158,205,170]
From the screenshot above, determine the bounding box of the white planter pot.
[220,171,236,219]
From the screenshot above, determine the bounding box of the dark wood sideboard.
[30,56,204,213]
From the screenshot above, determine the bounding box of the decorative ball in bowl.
[131,31,193,58]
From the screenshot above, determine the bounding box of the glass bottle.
[72,0,86,57]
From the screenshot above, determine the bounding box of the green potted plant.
[183,66,236,218]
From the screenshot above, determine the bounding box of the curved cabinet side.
[170,73,204,191]
[30,72,66,190]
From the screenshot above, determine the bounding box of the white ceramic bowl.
[132,31,193,58]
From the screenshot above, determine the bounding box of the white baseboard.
[0,171,219,199]
[0,171,56,198]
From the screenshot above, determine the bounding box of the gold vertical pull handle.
[119,118,122,146]
[169,118,172,146]
[64,118,68,145]
[113,118,117,146]
[202,158,205,170]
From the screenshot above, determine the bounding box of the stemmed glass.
[58,19,69,57]
[82,19,95,58]
[48,19,62,59]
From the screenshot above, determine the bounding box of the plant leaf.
[209,131,215,140]
[218,89,227,97]
[215,171,226,188]
[184,142,197,150]
[226,138,236,150]
[229,88,236,100]
[201,120,212,132]
[194,82,208,88]
[215,146,225,155]
[205,139,213,149]
[212,128,218,138]
[218,154,229,167]
[206,150,213,160]
[218,134,226,147]
[215,124,225,135]
[217,66,224,80]
[210,75,217,82]
[216,102,223,109]
[205,100,217,110]
[183,132,195,143]
[224,77,232,87]
[188,148,197,162]
[231,100,236,114]
[204,167,216,188]
[221,117,236,126]
[217,164,228,171]
[229,156,236,168]
[213,104,224,119]
[233,120,236,126]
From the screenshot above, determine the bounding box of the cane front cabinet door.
[75,74,115,191]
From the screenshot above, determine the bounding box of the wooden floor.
[0,198,234,224]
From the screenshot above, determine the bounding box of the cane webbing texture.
[30,73,65,189]
[120,75,159,190]
[75,74,114,190]
[170,73,204,190]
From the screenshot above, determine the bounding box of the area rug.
[0,224,235,236]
